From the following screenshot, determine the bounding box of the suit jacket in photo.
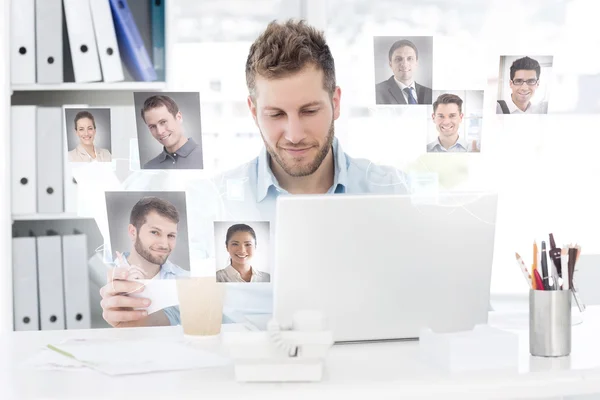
[375,76,433,105]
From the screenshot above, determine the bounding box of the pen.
[541,241,551,290]
[533,269,545,290]
[561,247,569,290]
[533,241,538,275]
[515,253,532,289]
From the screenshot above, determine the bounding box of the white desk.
[3,308,600,400]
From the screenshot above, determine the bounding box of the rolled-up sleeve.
[163,306,181,326]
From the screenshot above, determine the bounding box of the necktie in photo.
[404,87,417,104]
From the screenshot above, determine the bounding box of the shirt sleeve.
[163,305,181,326]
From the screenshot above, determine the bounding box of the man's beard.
[134,235,170,265]
[262,120,334,178]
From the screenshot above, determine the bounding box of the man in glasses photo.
[496,56,549,114]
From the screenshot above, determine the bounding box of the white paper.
[46,338,231,376]
[128,279,179,315]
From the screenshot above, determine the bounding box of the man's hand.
[99,252,152,328]
[470,139,480,153]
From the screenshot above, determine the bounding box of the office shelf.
[11,81,167,92]
[12,213,91,221]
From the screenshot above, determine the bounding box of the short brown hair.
[388,39,419,61]
[74,111,96,130]
[129,196,179,231]
[245,19,336,99]
[141,95,179,122]
[433,93,463,114]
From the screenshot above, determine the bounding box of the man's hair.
[129,196,179,231]
[245,19,336,99]
[140,95,180,122]
[433,93,463,114]
[225,224,257,246]
[388,39,419,61]
[510,56,541,81]
[74,111,96,130]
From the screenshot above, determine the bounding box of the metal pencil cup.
[529,289,572,357]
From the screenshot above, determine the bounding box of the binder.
[35,0,63,83]
[37,107,64,214]
[62,104,89,214]
[63,0,102,83]
[10,0,36,84]
[109,0,157,81]
[62,231,91,329]
[11,106,37,215]
[12,233,40,331]
[151,0,165,81]
[36,231,66,330]
[89,0,125,82]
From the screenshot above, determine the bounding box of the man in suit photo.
[375,39,432,105]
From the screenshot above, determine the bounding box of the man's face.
[432,103,463,138]
[509,69,539,104]
[389,46,418,83]
[129,211,178,266]
[248,64,341,177]
[143,105,184,149]
[75,117,96,146]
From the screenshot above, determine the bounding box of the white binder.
[63,0,102,83]
[36,231,66,330]
[35,0,63,83]
[89,0,125,82]
[62,104,89,214]
[62,231,91,329]
[10,0,36,84]
[11,106,37,215]
[37,107,64,213]
[12,234,40,331]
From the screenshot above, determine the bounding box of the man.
[140,95,204,169]
[375,39,432,105]
[496,56,548,114]
[101,19,408,328]
[100,196,188,327]
[427,93,475,153]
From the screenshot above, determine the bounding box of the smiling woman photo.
[216,223,270,283]
[68,110,112,162]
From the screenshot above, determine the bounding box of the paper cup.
[176,277,225,338]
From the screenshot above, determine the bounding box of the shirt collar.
[156,138,197,162]
[256,136,348,203]
[394,77,415,92]
[508,95,531,113]
[431,136,467,152]
[76,144,96,158]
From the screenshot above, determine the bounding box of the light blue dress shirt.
[118,251,189,326]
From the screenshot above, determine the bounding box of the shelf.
[12,213,92,221]
[11,81,168,92]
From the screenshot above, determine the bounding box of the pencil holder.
[529,289,571,357]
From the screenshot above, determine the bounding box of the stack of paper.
[23,338,231,376]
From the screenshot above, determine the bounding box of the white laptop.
[271,192,498,343]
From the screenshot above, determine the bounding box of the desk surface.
[3,308,600,400]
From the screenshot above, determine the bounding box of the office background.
[133,91,204,169]
[372,35,434,93]
[497,55,554,108]
[3,0,600,332]
[64,107,112,154]
[426,90,484,151]
[214,221,271,275]
[105,191,191,272]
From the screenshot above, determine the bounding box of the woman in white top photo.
[216,223,270,283]
[68,110,112,162]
